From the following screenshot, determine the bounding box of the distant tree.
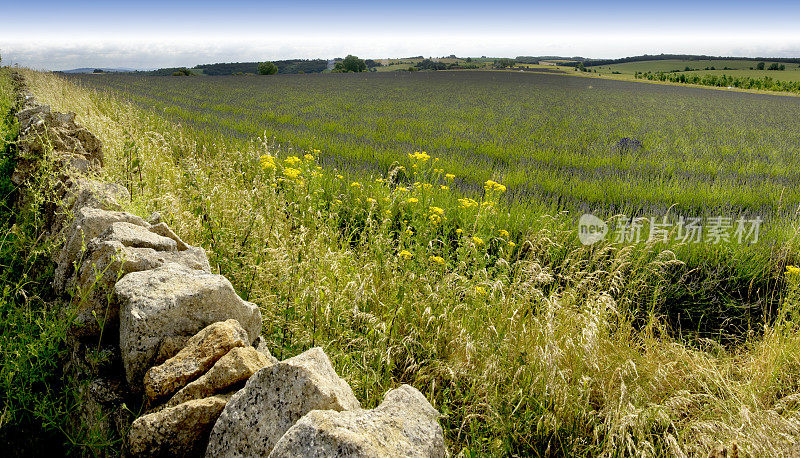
[465,57,472,63]
[364,59,381,69]
[93,69,104,73]
[780,64,786,71]
[258,61,278,75]
[768,63,780,71]
[171,68,191,76]
[757,62,765,70]
[340,55,367,72]
[493,58,515,69]
[415,59,447,71]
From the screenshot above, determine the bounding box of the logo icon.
[578,214,608,245]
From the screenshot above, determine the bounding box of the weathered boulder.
[14,107,103,186]
[55,207,148,291]
[148,222,189,251]
[252,335,279,362]
[70,240,210,339]
[117,264,261,385]
[144,320,249,403]
[96,222,177,252]
[164,346,274,409]
[128,395,230,457]
[67,177,130,213]
[205,347,360,457]
[153,335,192,366]
[270,384,446,458]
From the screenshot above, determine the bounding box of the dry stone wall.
[11,75,446,457]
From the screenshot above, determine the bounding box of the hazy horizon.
[2,0,799,71]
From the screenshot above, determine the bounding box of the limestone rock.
[70,240,210,339]
[67,177,130,213]
[165,346,274,408]
[55,207,148,291]
[205,347,360,457]
[148,222,189,251]
[144,320,249,403]
[117,263,261,385]
[96,222,177,252]
[252,336,279,364]
[147,211,163,225]
[270,384,446,458]
[127,395,230,457]
[153,335,192,366]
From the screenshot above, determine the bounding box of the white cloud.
[2,31,799,70]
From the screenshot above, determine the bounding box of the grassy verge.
[0,69,75,455]
[22,68,800,456]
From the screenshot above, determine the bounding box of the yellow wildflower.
[440,185,449,190]
[304,153,314,161]
[399,250,413,260]
[429,206,444,215]
[445,173,455,181]
[473,236,484,246]
[429,255,445,265]
[788,266,800,277]
[456,228,463,234]
[336,174,344,180]
[475,286,487,296]
[259,154,276,170]
[497,229,509,237]
[508,241,516,248]
[282,167,301,180]
[406,198,419,204]
[285,156,302,166]
[351,182,362,188]
[408,151,431,163]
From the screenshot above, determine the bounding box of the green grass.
[22,68,800,456]
[0,68,73,455]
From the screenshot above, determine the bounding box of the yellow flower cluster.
[283,167,301,180]
[484,180,507,193]
[408,151,431,163]
[285,156,302,166]
[260,154,276,170]
[788,266,800,277]
[459,198,480,209]
[399,250,413,260]
[429,255,446,265]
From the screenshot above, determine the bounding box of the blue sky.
[1,0,799,70]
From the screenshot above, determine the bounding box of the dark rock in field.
[612,137,643,153]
